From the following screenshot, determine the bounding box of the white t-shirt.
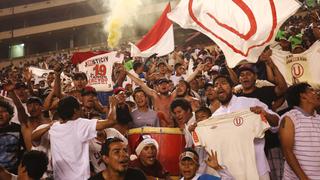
[213,95,279,176]
[170,74,187,86]
[49,118,97,180]
[193,110,270,180]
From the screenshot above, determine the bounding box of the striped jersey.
[281,107,320,180]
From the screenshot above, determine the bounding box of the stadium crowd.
[0,7,320,180]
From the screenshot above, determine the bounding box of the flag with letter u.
[168,0,301,68]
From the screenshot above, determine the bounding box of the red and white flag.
[168,0,301,68]
[130,3,174,57]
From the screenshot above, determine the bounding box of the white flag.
[168,0,301,68]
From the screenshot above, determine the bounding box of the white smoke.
[102,0,166,49]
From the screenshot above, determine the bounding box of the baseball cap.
[157,61,166,67]
[14,82,27,89]
[113,87,126,95]
[179,151,199,164]
[156,78,170,84]
[26,96,43,105]
[81,86,97,96]
[237,64,257,76]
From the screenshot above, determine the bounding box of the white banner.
[77,52,124,92]
[168,0,301,68]
[272,41,320,88]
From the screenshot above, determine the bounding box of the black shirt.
[237,86,277,109]
[89,168,147,180]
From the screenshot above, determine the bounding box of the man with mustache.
[212,75,279,180]
[89,137,147,180]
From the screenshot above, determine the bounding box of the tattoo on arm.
[281,118,286,128]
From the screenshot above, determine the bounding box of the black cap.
[14,82,27,89]
[156,78,170,84]
[26,97,43,105]
[237,64,257,76]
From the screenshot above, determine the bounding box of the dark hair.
[212,74,234,87]
[72,72,87,81]
[170,98,192,113]
[101,137,124,156]
[204,82,214,91]
[174,63,183,70]
[133,61,143,71]
[21,150,48,180]
[0,100,14,119]
[177,80,193,97]
[285,83,311,108]
[132,87,146,100]
[195,106,212,117]
[57,96,80,120]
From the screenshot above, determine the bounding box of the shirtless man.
[126,63,205,127]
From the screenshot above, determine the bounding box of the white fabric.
[77,52,124,91]
[271,40,320,88]
[49,118,97,180]
[130,3,174,58]
[170,74,187,86]
[32,123,52,178]
[168,0,300,68]
[135,138,159,155]
[180,173,201,180]
[193,110,270,180]
[130,26,174,57]
[213,95,279,176]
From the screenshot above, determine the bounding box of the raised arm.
[31,123,52,145]
[126,69,157,98]
[5,83,29,125]
[185,62,206,83]
[53,62,63,98]
[23,68,35,96]
[279,116,309,180]
[260,49,288,96]
[96,96,117,130]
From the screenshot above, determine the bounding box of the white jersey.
[49,118,97,180]
[193,110,270,180]
[89,128,128,173]
[213,95,279,176]
[32,124,52,177]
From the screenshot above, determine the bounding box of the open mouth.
[119,160,129,166]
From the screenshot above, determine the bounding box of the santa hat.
[135,135,159,156]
